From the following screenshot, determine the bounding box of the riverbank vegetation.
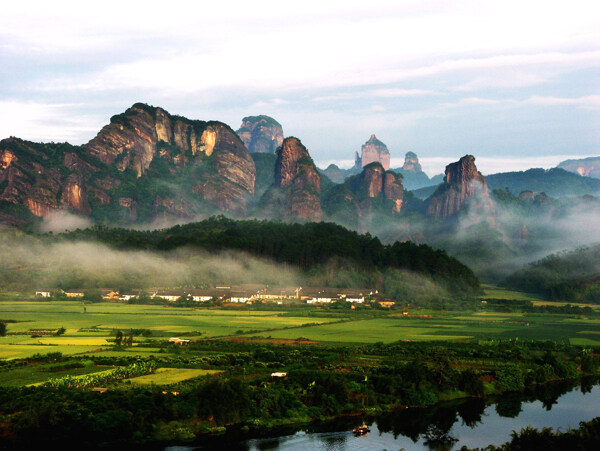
[0,287,599,448]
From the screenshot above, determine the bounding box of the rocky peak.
[0,104,257,224]
[402,151,423,173]
[359,163,403,212]
[360,134,390,170]
[426,155,493,219]
[83,103,230,177]
[444,155,483,185]
[275,138,315,188]
[237,115,284,154]
[266,137,322,222]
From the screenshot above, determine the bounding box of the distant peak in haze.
[557,156,600,179]
[402,151,423,174]
[356,134,390,170]
[236,115,284,154]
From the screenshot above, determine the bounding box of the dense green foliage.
[59,216,481,294]
[250,152,277,198]
[0,339,597,449]
[505,245,600,303]
[486,168,600,197]
[0,341,598,449]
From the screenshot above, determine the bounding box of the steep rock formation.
[558,156,600,179]
[322,162,404,230]
[402,151,422,173]
[395,151,432,190]
[260,137,322,222]
[426,155,493,220]
[0,139,70,217]
[83,104,255,215]
[359,134,390,170]
[236,115,284,154]
[0,103,257,224]
[357,163,403,213]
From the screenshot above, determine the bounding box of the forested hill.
[59,217,480,294]
[504,245,600,303]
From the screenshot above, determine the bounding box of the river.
[170,378,600,450]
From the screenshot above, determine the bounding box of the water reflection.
[187,377,600,450]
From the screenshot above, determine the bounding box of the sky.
[0,0,598,176]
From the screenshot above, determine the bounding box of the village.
[33,285,397,307]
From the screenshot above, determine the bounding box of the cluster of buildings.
[35,285,380,305]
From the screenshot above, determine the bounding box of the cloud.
[39,210,93,233]
[415,155,600,177]
[524,95,600,108]
[318,155,600,178]
[0,101,100,142]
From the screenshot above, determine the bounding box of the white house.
[346,296,365,303]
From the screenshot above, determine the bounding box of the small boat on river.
[353,424,370,435]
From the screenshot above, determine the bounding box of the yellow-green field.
[1,299,600,357]
[482,284,600,310]
[127,368,221,386]
[0,301,340,358]
[248,312,600,344]
[0,364,113,387]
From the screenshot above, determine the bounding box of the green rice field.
[127,368,221,386]
[248,312,600,344]
[1,296,600,359]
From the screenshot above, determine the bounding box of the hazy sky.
[1,0,598,175]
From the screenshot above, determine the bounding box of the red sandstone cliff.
[261,137,322,222]
[426,155,493,219]
[360,134,390,170]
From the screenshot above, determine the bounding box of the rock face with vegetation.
[558,156,600,179]
[358,134,390,170]
[321,164,346,184]
[426,155,493,219]
[0,139,93,224]
[485,167,600,197]
[261,137,322,221]
[323,162,404,229]
[236,115,284,154]
[0,103,256,224]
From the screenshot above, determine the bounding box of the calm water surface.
[172,380,600,450]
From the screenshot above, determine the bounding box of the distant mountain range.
[412,167,600,200]
[557,156,600,179]
[2,103,600,283]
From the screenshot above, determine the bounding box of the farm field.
[0,362,112,387]
[0,301,341,358]
[1,299,600,359]
[482,284,600,309]
[127,368,221,386]
[247,312,600,344]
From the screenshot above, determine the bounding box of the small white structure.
[346,297,365,303]
[190,289,214,302]
[35,290,52,298]
[270,372,287,378]
[168,337,191,345]
[155,291,186,302]
[230,296,252,303]
[192,295,213,302]
[119,291,142,301]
